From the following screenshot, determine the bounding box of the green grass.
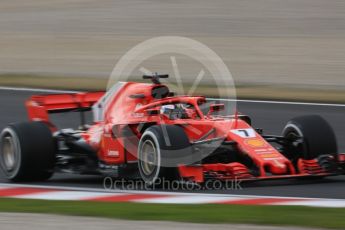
[0,198,344,229]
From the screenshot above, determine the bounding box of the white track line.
[3,183,345,207]
[0,183,339,201]
[272,199,345,208]
[212,98,345,107]
[135,195,247,204]
[13,191,117,201]
[0,86,78,94]
[1,86,344,107]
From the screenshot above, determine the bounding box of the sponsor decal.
[108,150,119,157]
[244,138,267,148]
[261,153,280,158]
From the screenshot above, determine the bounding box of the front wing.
[178,153,345,183]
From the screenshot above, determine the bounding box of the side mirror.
[208,103,225,115]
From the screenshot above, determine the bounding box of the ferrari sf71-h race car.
[0,74,344,185]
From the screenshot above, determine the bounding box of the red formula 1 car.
[0,74,344,184]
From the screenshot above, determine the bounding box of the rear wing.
[26,92,105,128]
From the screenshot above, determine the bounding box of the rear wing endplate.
[26,92,105,128]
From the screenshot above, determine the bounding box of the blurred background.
[0,3,345,229]
[0,0,345,100]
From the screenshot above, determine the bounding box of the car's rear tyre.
[137,125,191,186]
[0,122,56,182]
[282,115,337,160]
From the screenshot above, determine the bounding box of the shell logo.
[262,153,279,158]
[245,139,266,148]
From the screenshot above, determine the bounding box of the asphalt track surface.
[0,88,344,199]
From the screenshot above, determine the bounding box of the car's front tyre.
[282,115,337,160]
[137,125,191,186]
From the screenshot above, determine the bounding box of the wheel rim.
[284,125,306,160]
[140,140,157,176]
[286,129,304,150]
[0,129,20,177]
[2,135,16,170]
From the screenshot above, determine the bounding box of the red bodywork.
[25,82,345,182]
